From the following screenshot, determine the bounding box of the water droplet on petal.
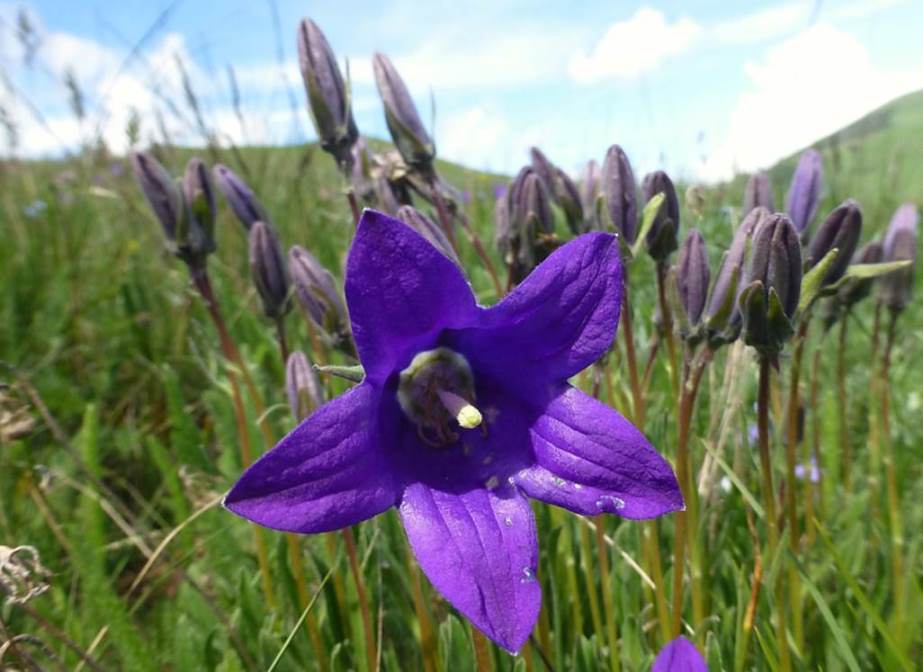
[485,475,499,490]
[553,477,566,487]
[504,516,513,527]
[521,567,535,582]
[595,495,626,512]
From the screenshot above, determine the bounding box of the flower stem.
[757,357,791,672]
[578,518,605,644]
[457,210,504,299]
[343,527,377,672]
[655,263,680,401]
[881,309,905,643]
[405,542,438,672]
[275,317,290,364]
[620,290,645,425]
[346,187,361,227]
[805,346,822,545]
[670,346,712,638]
[836,315,851,492]
[594,517,621,672]
[472,628,493,671]
[867,304,883,521]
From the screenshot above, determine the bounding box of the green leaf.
[630,192,664,259]
[842,259,911,280]
[798,247,839,314]
[315,363,365,383]
[797,562,862,672]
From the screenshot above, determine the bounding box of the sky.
[1,0,922,182]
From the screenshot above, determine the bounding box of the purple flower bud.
[249,221,291,319]
[676,229,710,328]
[642,170,680,262]
[297,19,359,170]
[373,53,435,171]
[494,193,512,257]
[288,245,350,341]
[518,171,554,236]
[837,240,883,308]
[397,205,461,266]
[131,150,183,243]
[529,147,556,198]
[878,203,919,311]
[652,636,708,672]
[213,164,268,231]
[182,157,217,256]
[580,159,602,230]
[552,167,584,234]
[743,171,774,214]
[748,213,802,318]
[786,149,823,236]
[286,350,324,421]
[602,145,638,242]
[374,176,403,215]
[705,207,768,338]
[807,199,862,287]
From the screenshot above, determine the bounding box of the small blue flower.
[23,199,47,219]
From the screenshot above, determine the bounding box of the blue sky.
[1,0,922,181]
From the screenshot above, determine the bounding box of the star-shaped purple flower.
[652,636,708,671]
[225,210,683,652]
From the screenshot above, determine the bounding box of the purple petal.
[469,232,623,384]
[400,482,540,653]
[516,386,683,519]
[652,636,708,672]
[345,209,479,382]
[225,383,399,533]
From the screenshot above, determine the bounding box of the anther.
[436,388,483,430]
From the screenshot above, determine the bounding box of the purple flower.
[652,636,708,671]
[226,210,682,652]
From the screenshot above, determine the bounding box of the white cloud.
[568,7,701,84]
[699,23,923,181]
[711,3,808,44]
[436,104,510,171]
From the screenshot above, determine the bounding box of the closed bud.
[602,145,638,242]
[288,245,352,349]
[182,157,217,256]
[837,241,883,309]
[373,53,435,172]
[213,164,269,231]
[519,172,554,236]
[740,214,802,355]
[249,221,291,319]
[552,167,584,234]
[286,351,324,421]
[297,19,359,170]
[743,171,774,214]
[807,199,862,287]
[878,203,919,312]
[131,150,183,244]
[786,149,823,237]
[580,159,602,231]
[397,205,461,266]
[529,147,556,198]
[373,176,403,215]
[676,229,710,330]
[704,206,768,343]
[642,170,680,262]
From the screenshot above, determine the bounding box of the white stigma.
[436,388,482,429]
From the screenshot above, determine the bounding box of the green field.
[1,83,921,671]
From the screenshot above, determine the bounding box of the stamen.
[436,388,483,429]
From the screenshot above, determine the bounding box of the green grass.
[1,88,922,671]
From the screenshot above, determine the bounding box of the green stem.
[836,316,851,492]
[343,528,377,672]
[655,263,680,401]
[595,518,621,672]
[621,290,645,426]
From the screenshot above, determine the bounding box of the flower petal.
[474,232,623,383]
[225,383,399,533]
[516,386,683,519]
[345,209,479,382]
[400,481,540,653]
[652,636,709,672]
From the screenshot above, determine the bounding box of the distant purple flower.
[652,636,708,671]
[786,149,823,236]
[226,209,682,652]
[794,458,820,484]
[23,199,47,219]
[493,183,508,200]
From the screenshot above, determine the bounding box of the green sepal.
[630,192,665,259]
[314,363,365,383]
[798,247,839,314]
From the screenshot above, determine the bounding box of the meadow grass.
[1,93,922,670]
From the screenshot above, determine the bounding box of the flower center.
[398,347,484,447]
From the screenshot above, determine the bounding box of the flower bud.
[642,170,680,262]
[288,245,351,346]
[131,150,183,243]
[807,199,862,287]
[373,52,435,172]
[529,147,556,197]
[374,176,403,215]
[518,171,554,236]
[213,164,268,231]
[878,203,919,312]
[552,167,584,234]
[740,213,802,355]
[350,136,376,203]
[580,159,602,231]
[743,171,774,214]
[704,207,768,342]
[397,205,461,266]
[602,145,638,242]
[249,221,291,319]
[297,19,359,170]
[286,350,324,421]
[837,240,883,309]
[181,157,217,256]
[786,149,823,237]
[676,229,710,329]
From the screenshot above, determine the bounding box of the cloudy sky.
[1,0,921,181]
